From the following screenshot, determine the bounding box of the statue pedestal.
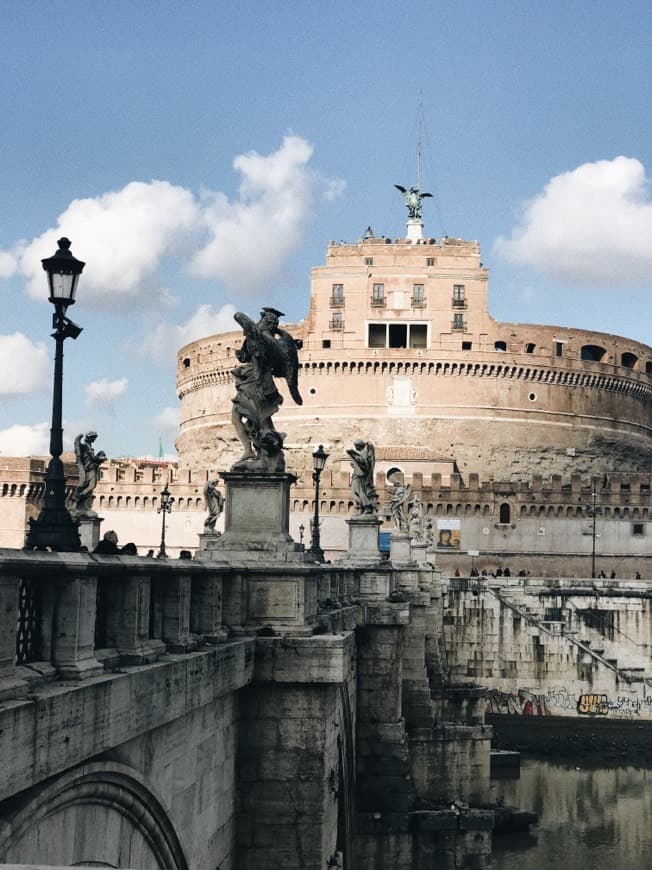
[198,471,304,563]
[411,542,428,565]
[340,515,383,566]
[390,532,413,564]
[406,218,424,242]
[78,513,102,551]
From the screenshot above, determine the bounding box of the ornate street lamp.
[26,238,85,551]
[588,489,599,579]
[157,482,174,558]
[308,444,328,562]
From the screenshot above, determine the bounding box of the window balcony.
[329,296,345,308]
[451,320,467,331]
[411,297,427,308]
[370,296,386,307]
[452,298,467,308]
[329,319,345,330]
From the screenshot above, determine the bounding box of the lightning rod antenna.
[417,93,423,190]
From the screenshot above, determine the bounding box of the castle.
[174,212,651,568]
[1,208,649,568]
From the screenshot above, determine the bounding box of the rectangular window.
[462,341,472,350]
[365,257,374,266]
[371,283,385,306]
[411,284,425,307]
[452,284,466,308]
[409,324,427,348]
[412,284,424,300]
[426,257,435,267]
[388,324,408,348]
[555,341,564,357]
[453,313,465,330]
[330,284,344,306]
[632,523,645,536]
[322,339,331,349]
[368,324,387,347]
[330,311,344,329]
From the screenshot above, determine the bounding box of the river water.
[491,758,652,869]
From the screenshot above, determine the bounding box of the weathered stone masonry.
[0,541,492,870]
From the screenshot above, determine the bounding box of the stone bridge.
[0,535,493,870]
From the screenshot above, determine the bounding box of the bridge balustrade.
[0,549,373,702]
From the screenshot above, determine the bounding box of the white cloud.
[0,251,17,278]
[1,136,334,308]
[0,422,50,456]
[189,135,315,293]
[321,177,347,202]
[15,180,199,307]
[85,377,128,411]
[0,333,50,398]
[142,303,237,363]
[495,156,652,286]
[150,406,180,436]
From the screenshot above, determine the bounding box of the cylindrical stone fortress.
[177,232,652,481]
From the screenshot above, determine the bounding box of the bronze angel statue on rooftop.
[394,184,433,221]
[230,307,302,473]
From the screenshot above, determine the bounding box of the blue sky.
[1,0,651,460]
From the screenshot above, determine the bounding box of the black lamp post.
[26,238,85,551]
[157,482,174,558]
[299,523,305,545]
[308,444,328,562]
[589,489,598,579]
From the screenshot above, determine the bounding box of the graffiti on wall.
[487,687,652,719]
[577,693,609,716]
[486,688,551,716]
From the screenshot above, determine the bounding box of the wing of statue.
[421,192,433,198]
[74,433,86,482]
[275,328,303,406]
[394,184,407,194]
[366,442,375,475]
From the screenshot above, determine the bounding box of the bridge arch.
[0,762,189,870]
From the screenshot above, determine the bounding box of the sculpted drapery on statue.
[231,307,303,472]
[74,431,107,514]
[347,439,378,515]
[388,475,412,533]
[203,479,224,532]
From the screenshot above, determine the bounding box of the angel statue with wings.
[74,431,107,514]
[394,184,433,221]
[230,307,303,473]
[347,439,378,515]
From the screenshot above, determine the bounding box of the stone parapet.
[0,639,254,805]
[254,633,355,684]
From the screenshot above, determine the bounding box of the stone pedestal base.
[78,513,102,551]
[411,542,428,564]
[340,515,383,566]
[198,471,304,563]
[390,532,413,564]
[406,218,424,242]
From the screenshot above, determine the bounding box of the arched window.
[494,341,507,352]
[581,344,606,362]
[621,352,638,369]
[499,503,511,524]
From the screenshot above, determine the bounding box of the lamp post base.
[25,461,81,552]
[25,508,81,551]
